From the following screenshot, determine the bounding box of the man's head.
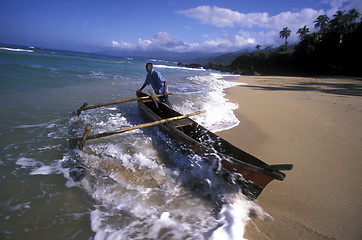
[145,62,153,72]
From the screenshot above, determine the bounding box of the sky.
[1,0,361,54]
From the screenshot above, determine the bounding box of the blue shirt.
[145,70,167,94]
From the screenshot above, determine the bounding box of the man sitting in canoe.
[138,62,172,108]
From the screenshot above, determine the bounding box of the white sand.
[218,76,362,240]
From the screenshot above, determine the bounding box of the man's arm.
[139,83,147,92]
[163,80,167,93]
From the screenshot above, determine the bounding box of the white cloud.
[152,32,187,49]
[193,34,256,52]
[112,40,134,49]
[112,40,119,47]
[323,0,361,10]
[177,6,267,28]
[111,32,190,52]
[324,0,362,15]
[175,5,327,50]
[345,0,362,10]
[111,2,361,53]
[178,5,323,31]
[238,30,281,46]
[111,31,258,53]
[137,38,153,50]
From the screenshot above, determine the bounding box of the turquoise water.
[0,44,260,239]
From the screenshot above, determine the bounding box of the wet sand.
[218,76,362,240]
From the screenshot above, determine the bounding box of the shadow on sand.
[243,77,362,97]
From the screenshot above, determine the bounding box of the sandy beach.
[218,76,362,240]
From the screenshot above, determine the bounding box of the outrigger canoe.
[137,91,293,199]
[73,91,293,199]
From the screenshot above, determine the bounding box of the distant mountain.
[93,47,262,72]
[94,49,220,62]
[182,46,256,66]
[190,51,244,66]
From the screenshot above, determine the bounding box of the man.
[138,62,172,108]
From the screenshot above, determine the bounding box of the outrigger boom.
[74,92,172,116]
[70,110,206,150]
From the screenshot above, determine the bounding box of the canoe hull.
[136,91,287,199]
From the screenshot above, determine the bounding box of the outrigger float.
[71,91,293,199]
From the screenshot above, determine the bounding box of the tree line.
[211,9,362,76]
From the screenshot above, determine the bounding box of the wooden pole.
[148,90,159,109]
[79,125,92,150]
[70,110,206,143]
[75,93,172,115]
[75,103,89,116]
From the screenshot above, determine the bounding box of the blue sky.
[1,0,361,53]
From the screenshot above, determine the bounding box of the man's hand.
[163,80,167,93]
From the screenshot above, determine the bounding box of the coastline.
[218,76,362,240]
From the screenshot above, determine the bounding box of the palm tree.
[264,45,273,51]
[345,9,361,34]
[279,27,291,45]
[297,25,310,40]
[330,10,346,28]
[314,14,330,34]
[346,8,360,23]
[329,9,361,45]
[255,44,262,50]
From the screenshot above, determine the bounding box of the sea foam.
[5,51,257,239]
[0,47,34,53]
[176,73,246,132]
[154,64,206,71]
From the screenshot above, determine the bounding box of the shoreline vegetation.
[179,9,362,77]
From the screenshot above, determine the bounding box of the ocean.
[0,44,263,239]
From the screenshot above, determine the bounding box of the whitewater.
[0,44,266,239]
